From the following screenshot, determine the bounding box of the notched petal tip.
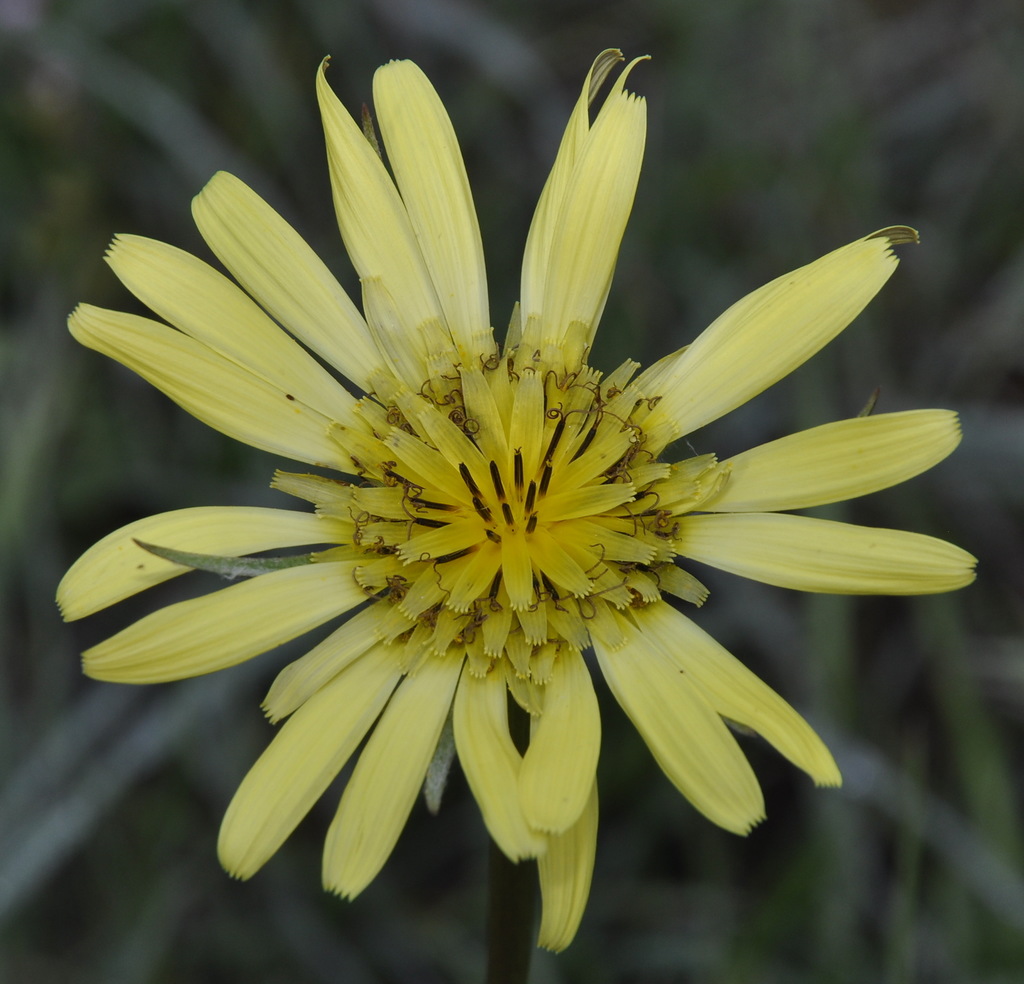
[815,769,843,790]
[102,232,140,267]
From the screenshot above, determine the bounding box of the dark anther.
[459,462,483,497]
[501,502,515,526]
[526,514,538,534]
[472,496,493,522]
[524,480,537,514]
[542,416,566,463]
[572,423,598,461]
[513,449,524,493]
[485,529,501,543]
[415,499,456,511]
[434,546,474,564]
[489,461,506,500]
[413,517,448,529]
[539,463,553,496]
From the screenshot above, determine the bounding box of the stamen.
[472,495,493,522]
[501,502,515,526]
[485,529,501,543]
[572,423,598,461]
[539,463,553,496]
[412,517,447,528]
[513,450,524,493]
[413,499,456,511]
[434,547,474,564]
[542,416,566,464]
[459,462,483,497]
[524,480,537,514]
[489,461,506,500]
[526,514,538,533]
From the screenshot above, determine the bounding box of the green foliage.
[2,0,1023,981]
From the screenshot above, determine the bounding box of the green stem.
[485,700,535,984]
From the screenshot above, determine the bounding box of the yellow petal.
[519,648,601,832]
[501,531,534,610]
[323,652,463,897]
[508,370,545,478]
[191,171,382,391]
[459,366,510,465]
[105,234,355,422]
[679,513,977,594]
[705,410,961,512]
[521,61,646,361]
[359,276,440,392]
[529,527,593,597]
[537,780,598,952]
[82,562,365,683]
[316,59,441,373]
[593,620,765,833]
[538,482,636,522]
[637,604,840,785]
[70,305,349,469]
[397,521,485,566]
[643,228,917,439]
[453,665,546,860]
[443,541,502,613]
[384,426,465,501]
[262,606,384,723]
[372,61,491,364]
[57,506,342,621]
[520,51,621,311]
[218,646,401,879]
[521,50,626,340]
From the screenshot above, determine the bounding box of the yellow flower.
[57,50,975,951]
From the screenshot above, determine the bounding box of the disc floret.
[277,351,718,704]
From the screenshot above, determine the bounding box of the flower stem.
[485,699,535,984]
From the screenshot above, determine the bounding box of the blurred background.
[2,0,1023,981]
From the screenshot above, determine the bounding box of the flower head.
[58,50,975,950]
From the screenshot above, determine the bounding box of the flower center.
[282,354,720,686]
